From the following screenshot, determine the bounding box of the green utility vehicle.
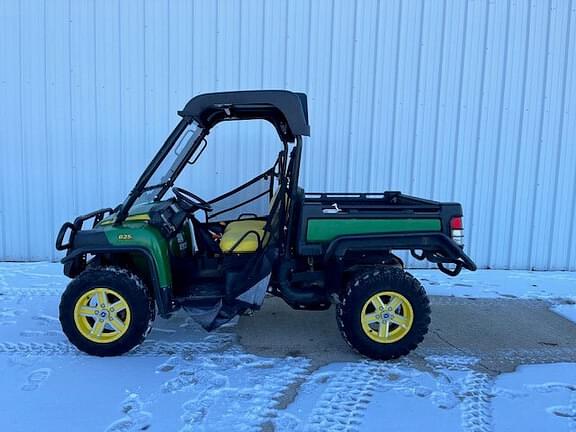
[56,90,476,359]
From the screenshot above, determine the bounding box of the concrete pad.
[237,296,576,373]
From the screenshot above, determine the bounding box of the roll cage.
[116,90,310,225]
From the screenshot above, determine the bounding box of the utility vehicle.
[56,90,476,359]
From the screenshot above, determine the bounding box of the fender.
[61,228,173,315]
[323,232,477,274]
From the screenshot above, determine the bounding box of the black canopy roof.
[178,90,310,141]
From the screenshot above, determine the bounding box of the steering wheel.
[172,187,213,213]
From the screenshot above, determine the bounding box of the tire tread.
[336,267,430,360]
[59,266,154,356]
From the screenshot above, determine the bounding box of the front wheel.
[337,267,430,360]
[59,267,154,356]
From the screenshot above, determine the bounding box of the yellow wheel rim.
[73,287,131,343]
[360,291,414,344]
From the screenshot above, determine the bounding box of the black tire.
[59,267,154,356]
[337,267,430,360]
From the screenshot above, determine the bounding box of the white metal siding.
[0,0,575,269]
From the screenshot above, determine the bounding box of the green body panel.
[306,218,442,243]
[100,222,172,288]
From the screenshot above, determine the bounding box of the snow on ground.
[493,363,576,432]
[280,358,576,432]
[416,267,576,327]
[552,305,576,326]
[0,262,575,431]
[414,268,576,303]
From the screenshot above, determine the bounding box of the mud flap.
[182,300,223,330]
[236,274,270,306]
[183,273,271,331]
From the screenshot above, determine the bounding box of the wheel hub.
[360,291,414,344]
[73,287,131,344]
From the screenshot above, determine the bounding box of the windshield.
[135,122,202,205]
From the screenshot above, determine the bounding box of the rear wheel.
[337,267,430,360]
[59,267,154,356]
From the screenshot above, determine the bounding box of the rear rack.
[55,208,114,251]
[304,191,441,212]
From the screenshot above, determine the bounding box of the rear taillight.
[450,217,464,246]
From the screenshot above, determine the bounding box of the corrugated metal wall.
[1,0,575,269]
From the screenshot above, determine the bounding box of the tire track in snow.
[0,286,64,298]
[1,340,575,364]
[0,336,234,357]
[292,356,495,432]
[0,342,78,356]
[424,347,576,366]
[427,356,494,432]
[301,361,383,432]
[490,348,576,365]
[461,372,494,432]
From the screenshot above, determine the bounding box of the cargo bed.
[296,191,476,276]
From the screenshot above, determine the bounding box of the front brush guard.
[56,208,114,251]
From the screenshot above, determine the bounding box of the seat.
[224,219,266,232]
[219,220,267,253]
[218,184,286,253]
